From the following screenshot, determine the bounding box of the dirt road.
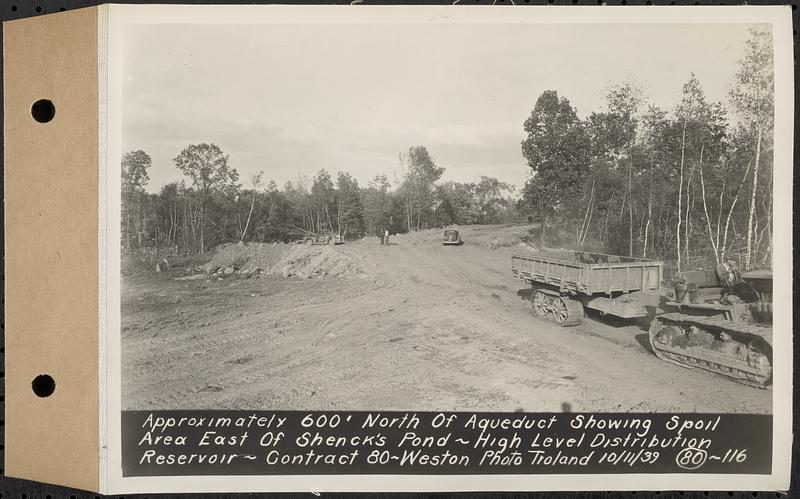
[121,225,771,413]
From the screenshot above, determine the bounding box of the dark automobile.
[442,229,462,246]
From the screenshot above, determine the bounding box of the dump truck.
[649,263,773,388]
[511,249,663,326]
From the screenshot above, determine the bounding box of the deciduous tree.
[730,27,774,270]
[174,143,239,253]
[520,90,591,245]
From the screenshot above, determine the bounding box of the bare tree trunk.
[582,200,595,248]
[721,160,752,261]
[183,204,188,251]
[337,200,343,237]
[578,178,595,247]
[240,191,257,243]
[699,165,719,264]
[754,216,765,261]
[715,176,726,252]
[169,206,176,246]
[745,129,762,270]
[683,144,702,265]
[174,205,179,245]
[628,157,633,256]
[753,216,760,260]
[676,118,687,272]
[654,196,665,257]
[762,174,773,269]
[325,204,334,233]
[643,162,654,259]
[406,196,413,232]
[199,204,205,254]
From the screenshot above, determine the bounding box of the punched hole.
[32,374,56,397]
[31,99,56,123]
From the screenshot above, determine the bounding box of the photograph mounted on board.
[118,18,780,416]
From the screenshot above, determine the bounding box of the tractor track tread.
[650,314,772,389]
[657,312,773,344]
[531,289,584,327]
[651,349,771,389]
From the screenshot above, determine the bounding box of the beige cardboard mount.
[4,6,101,493]
[1,3,793,495]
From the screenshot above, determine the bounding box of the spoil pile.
[199,242,363,279]
[274,245,363,279]
[201,242,287,276]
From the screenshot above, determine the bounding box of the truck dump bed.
[512,250,663,296]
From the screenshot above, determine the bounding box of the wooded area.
[121,143,519,255]
[519,27,773,272]
[122,27,773,273]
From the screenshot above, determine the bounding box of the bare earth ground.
[121,225,771,413]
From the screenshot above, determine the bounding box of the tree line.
[121,144,520,255]
[123,27,773,273]
[519,27,773,272]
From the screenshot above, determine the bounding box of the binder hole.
[11,5,17,11]
[32,374,55,397]
[31,99,55,123]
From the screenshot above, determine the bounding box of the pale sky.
[121,22,759,194]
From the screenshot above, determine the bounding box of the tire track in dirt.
[122,225,770,413]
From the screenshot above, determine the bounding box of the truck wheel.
[532,290,549,318]
[532,290,582,327]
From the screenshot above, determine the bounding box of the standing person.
[384,229,390,246]
[380,230,385,246]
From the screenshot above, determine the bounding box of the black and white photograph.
[119,14,779,412]
[102,4,793,492]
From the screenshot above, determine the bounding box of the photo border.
[101,4,794,493]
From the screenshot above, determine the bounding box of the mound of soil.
[200,242,363,279]
[275,245,363,279]
[201,242,288,275]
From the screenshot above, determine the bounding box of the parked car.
[442,229,462,246]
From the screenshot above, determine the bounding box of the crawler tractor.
[648,262,773,388]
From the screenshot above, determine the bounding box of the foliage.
[516,28,773,271]
[173,143,240,253]
[729,27,774,270]
[121,150,152,250]
[399,145,446,231]
[122,145,519,254]
[519,90,591,244]
[122,30,773,273]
